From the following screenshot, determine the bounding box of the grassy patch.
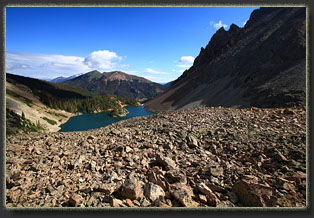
[24,98,34,107]
[42,117,57,125]
[47,111,67,118]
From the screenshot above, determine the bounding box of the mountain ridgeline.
[50,73,84,83]
[6,73,138,114]
[144,7,306,112]
[60,70,168,102]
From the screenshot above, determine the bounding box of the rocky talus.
[6,107,306,207]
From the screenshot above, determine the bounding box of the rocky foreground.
[6,106,306,208]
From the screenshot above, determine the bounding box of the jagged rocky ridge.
[144,7,306,112]
[6,106,306,207]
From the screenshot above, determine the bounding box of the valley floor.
[5,106,306,208]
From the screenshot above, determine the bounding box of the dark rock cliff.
[145,7,306,112]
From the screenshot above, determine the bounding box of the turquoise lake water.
[59,106,154,132]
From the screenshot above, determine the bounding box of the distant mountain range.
[144,7,306,112]
[50,73,84,83]
[57,70,168,101]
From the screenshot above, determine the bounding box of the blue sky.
[6,7,258,83]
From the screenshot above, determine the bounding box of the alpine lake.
[59,106,154,132]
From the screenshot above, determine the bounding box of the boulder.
[120,177,143,200]
[144,182,165,202]
[232,180,277,207]
[198,194,207,204]
[196,183,220,206]
[166,169,187,184]
[125,199,134,207]
[69,193,84,207]
[186,135,198,148]
[170,183,198,207]
[156,154,177,170]
[274,149,288,163]
[96,183,118,195]
[87,135,96,140]
[228,191,239,204]
[110,197,124,207]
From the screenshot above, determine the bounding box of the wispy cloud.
[172,69,185,73]
[6,50,125,79]
[120,64,130,68]
[144,68,168,75]
[210,20,228,29]
[6,52,90,79]
[142,75,172,83]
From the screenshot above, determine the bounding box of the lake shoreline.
[58,105,154,132]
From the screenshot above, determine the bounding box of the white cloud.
[124,70,138,74]
[6,62,31,70]
[179,56,194,64]
[175,55,194,69]
[176,64,191,68]
[6,50,180,84]
[6,52,91,79]
[84,50,122,70]
[6,50,125,79]
[145,68,168,75]
[172,69,185,73]
[143,75,160,80]
[210,20,228,29]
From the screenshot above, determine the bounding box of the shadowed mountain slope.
[144,7,306,112]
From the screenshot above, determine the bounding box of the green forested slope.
[6,73,138,113]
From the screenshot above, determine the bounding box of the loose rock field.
[5,106,306,208]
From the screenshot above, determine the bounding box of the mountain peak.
[107,71,130,81]
[86,70,102,75]
[145,7,305,112]
[62,70,168,101]
[229,23,240,32]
